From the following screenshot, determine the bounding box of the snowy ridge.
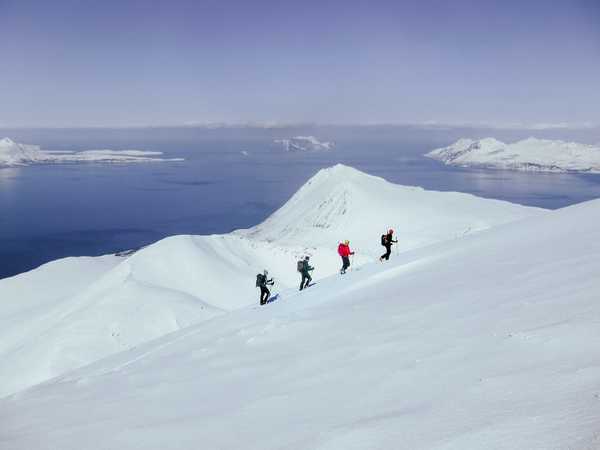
[0,165,542,398]
[274,135,335,152]
[0,138,183,166]
[1,196,599,449]
[244,164,541,253]
[426,137,600,173]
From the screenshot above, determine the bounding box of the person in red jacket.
[338,240,355,274]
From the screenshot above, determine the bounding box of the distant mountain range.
[426,137,600,173]
[0,137,182,166]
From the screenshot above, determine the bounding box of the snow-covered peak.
[274,136,335,152]
[301,163,367,183]
[244,164,541,253]
[4,196,600,450]
[0,164,544,398]
[427,137,600,173]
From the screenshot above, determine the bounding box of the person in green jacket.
[299,256,314,290]
[256,270,274,305]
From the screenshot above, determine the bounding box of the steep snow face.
[0,165,543,397]
[426,137,600,173]
[0,137,183,166]
[244,164,542,255]
[2,199,599,450]
[274,136,335,151]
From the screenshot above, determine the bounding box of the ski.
[265,293,280,304]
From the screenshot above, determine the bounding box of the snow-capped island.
[426,137,600,173]
[0,138,183,166]
[274,135,335,152]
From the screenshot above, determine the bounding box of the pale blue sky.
[1,0,599,127]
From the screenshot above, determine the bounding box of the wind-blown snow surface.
[426,137,600,173]
[2,197,600,449]
[0,165,542,399]
[275,136,335,152]
[0,138,182,166]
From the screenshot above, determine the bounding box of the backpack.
[297,260,305,272]
[381,234,387,246]
[256,273,265,287]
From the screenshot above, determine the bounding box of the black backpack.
[297,260,305,272]
[381,234,387,246]
[256,273,265,287]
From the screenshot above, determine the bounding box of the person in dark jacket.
[380,229,398,262]
[338,240,355,274]
[299,256,314,290]
[256,269,274,305]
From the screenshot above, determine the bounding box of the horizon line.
[0,120,597,131]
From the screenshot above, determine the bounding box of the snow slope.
[0,137,182,166]
[275,135,335,152]
[426,137,600,173]
[1,198,599,450]
[0,165,541,398]
[243,164,541,254]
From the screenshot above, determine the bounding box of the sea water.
[1,126,600,279]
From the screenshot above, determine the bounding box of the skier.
[379,229,398,262]
[256,269,274,305]
[298,256,314,290]
[337,240,355,274]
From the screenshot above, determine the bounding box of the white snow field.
[0,137,183,166]
[275,136,335,152]
[0,165,541,399]
[2,195,600,449]
[426,137,600,173]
